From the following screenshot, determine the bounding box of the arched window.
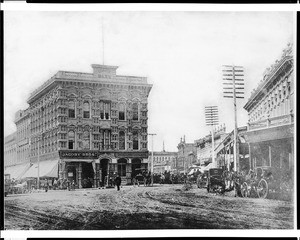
[83,101,90,118]
[68,101,75,118]
[68,131,75,149]
[132,102,139,121]
[119,103,125,120]
[133,130,139,150]
[119,131,125,150]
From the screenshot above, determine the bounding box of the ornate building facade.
[12,64,152,188]
[243,43,294,173]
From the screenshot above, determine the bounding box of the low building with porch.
[215,126,249,172]
[195,125,227,167]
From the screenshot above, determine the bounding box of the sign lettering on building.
[59,150,149,159]
[59,150,99,159]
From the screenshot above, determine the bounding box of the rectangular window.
[119,112,125,121]
[100,112,104,119]
[113,142,117,149]
[83,111,90,118]
[68,140,74,150]
[69,109,75,118]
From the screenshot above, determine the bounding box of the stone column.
[78,162,82,189]
[96,163,100,188]
[93,160,97,188]
[59,160,65,180]
[248,143,252,170]
[64,162,68,180]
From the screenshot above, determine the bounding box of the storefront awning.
[4,162,31,180]
[202,162,217,171]
[22,159,59,179]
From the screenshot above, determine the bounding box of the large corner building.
[6,64,153,188]
[243,43,294,173]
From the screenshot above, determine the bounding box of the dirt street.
[4,184,293,230]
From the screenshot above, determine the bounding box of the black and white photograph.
[2,3,296,234]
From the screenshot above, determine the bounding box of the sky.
[4,10,294,152]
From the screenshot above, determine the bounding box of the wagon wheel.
[257,179,269,199]
[241,182,249,198]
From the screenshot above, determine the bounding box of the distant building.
[148,143,177,174]
[194,125,227,166]
[4,133,17,167]
[177,136,197,174]
[4,131,31,180]
[243,43,294,172]
[14,108,31,165]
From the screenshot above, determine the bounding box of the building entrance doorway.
[100,159,109,186]
[81,162,94,188]
[67,165,77,183]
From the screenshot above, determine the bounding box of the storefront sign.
[59,150,149,159]
[59,150,99,159]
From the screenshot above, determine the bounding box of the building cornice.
[27,70,153,104]
[244,45,293,112]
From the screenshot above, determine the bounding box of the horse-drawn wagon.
[206,168,226,194]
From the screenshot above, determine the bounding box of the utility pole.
[148,133,156,186]
[102,17,105,65]
[205,106,219,168]
[222,65,244,171]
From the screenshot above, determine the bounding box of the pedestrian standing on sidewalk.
[115,174,121,191]
[67,179,71,191]
[45,179,49,192]
[53,178,58,190]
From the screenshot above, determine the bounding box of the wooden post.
[211,126,215,167]
[269,145,272,167]
[233,65,238,172]
[78,162,82,189]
